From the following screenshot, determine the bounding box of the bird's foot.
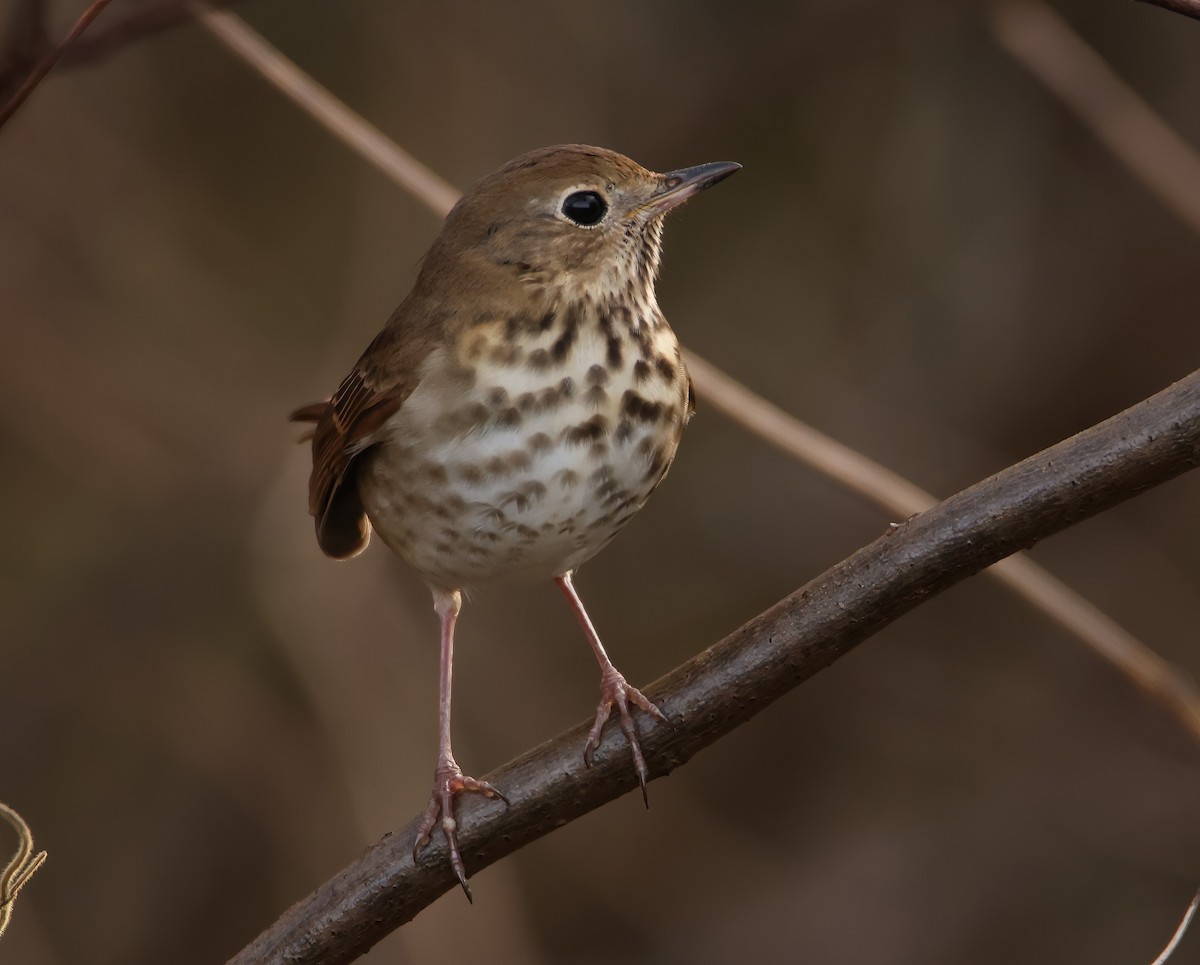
[413,762,508,901]
[583,667,666,807]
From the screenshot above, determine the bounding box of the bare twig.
[0,0,48,101]
[1134,0,1200,23]
[0,802,47,939]
[1151,888,1200,965]
[991,0,1200,236]
[229,370,1200,964]
[0,0,250,96]
[194,5,460,217]
[194,3,1200,746]
[57,0,247,67]
[0,0,114,132]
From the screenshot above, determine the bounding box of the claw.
[583,668,665,807]
[413,766,507,899]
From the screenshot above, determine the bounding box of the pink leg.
[555,572,666,806]
[413,588,507,901]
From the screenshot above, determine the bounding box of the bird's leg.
[554,572,666,806]
[413,588,507,901]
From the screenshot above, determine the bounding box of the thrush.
[292,144,739,897]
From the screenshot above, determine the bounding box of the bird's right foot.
[413,763,508,901]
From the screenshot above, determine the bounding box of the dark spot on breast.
[615,419,634,443]
[487,387,510,406]
[551,314,578,361]
[565,415,609,445]
[621,390,664,422]
[527,432,553,452]
[455,463,483,485]
[655,356,677,383]
[559,377,575,399]
[631,326,653,359]
[633,359,652,383]
[586,364,609,385]
[539,310,556,331]
[496,407,522,428]
[502,481,547,512]
[584,385,608,407]
[421,463,448,484]
[528,348,551,370]
[607,336,623,368]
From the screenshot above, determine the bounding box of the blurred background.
[2,0,1199,962]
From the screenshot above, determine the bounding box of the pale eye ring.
[561,190,608,227]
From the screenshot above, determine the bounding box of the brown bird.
[292,144,739,897]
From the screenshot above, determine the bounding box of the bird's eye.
[561,191,608,227]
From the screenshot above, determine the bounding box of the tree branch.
[1134,0,1200,23]
[0,0,113,132]
[0,0,250,107]
[229,371,1200,964]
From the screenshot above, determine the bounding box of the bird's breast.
[357,306,689,590]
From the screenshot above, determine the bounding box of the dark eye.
[561,191,608,226]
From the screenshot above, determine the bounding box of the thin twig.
[991,0,1200,236]
[0,0,251,93]
[0,0,114,132]
[229,370,1200,964]
[194,3,1200,746]
[1134,0,1200,23]
[0,802,47,939]
[57,0,248,67]
[194,5,460,217]
[1151,888,1200,965]
[0,0,48,101]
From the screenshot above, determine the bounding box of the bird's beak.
[639,160,741,217]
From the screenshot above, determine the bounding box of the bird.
[291,144,739,897]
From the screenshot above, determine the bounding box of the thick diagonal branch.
[229,371,1200,965]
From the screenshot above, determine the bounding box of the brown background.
[2,1,1198,963]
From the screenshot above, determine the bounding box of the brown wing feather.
[289,314,435,561]
[300,363,403,560]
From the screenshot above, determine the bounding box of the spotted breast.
[357,295,690,591]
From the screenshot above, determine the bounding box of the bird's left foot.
[583,667,667,806]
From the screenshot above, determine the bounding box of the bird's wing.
[290,325,424,560]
